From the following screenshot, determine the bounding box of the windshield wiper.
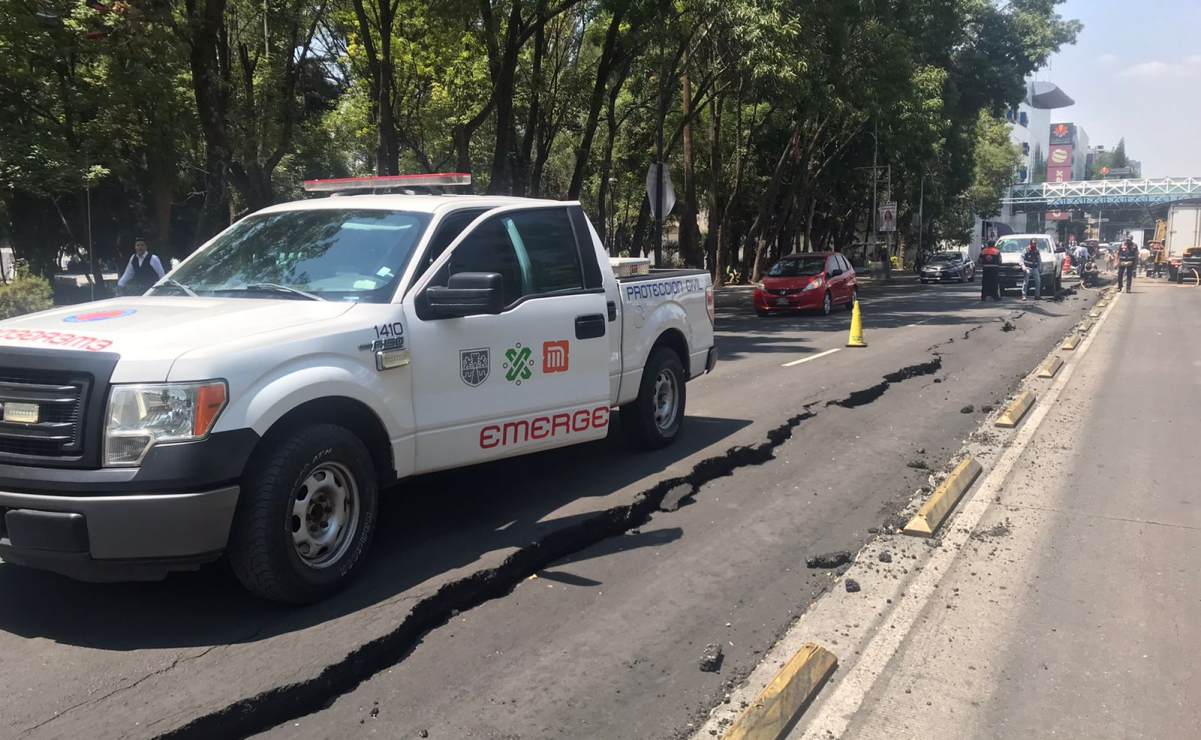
[241,283,326,301]
[154,278,198,297]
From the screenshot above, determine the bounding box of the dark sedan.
[920,252,975,283]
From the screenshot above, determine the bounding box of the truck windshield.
[996,238,1048,253]
[156,209,431,302]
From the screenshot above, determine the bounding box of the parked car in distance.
[920,252,975,283]
[753,252,858,317]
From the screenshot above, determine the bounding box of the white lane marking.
[796,291,1122,739]
[781,348,842,368]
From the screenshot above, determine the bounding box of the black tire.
[228,423,378,603]
[920,279,928,284]
[755,308,769,317]
[819,291,833,316]
[968,269,976,282]
[845,287,858,310]
[620,346,687,450]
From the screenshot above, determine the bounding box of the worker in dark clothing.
[1021,239,1042,300]
[979,239,1002,301]
[117,236,166,295]
[1117,237,1139,293]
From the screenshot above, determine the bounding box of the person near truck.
[1117,237,1138,293]
[1073,242,1091,287]
[1021,239,1042,300]
[117,236,166,295]
[979,239,1002,301]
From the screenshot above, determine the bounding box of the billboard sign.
[1049,122,1076,146]
[1046,210,1071,222]
[1048,165,1073,184]
[1048,145,1072,167]
[878,201,897,232]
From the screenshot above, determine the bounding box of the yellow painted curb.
[722,644,838,740]
[1037,356,1064,378]
[1077,320,1094,333]
[1089,309,1101,318]
[902,457,983,538]
[1061,335,1079,351]
[995,390,1036,429]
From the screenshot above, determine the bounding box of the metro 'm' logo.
[543,340,569,373]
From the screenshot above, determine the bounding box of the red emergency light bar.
[302,173,472,193]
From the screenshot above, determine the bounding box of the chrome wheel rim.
[290,461,359,569]
[653,369,680,431]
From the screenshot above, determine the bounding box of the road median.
[722,644,838,740]
[902,457,983,537]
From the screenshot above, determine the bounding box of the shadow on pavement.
[0,414,748,651]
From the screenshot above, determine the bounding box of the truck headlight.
[104,381,227,466]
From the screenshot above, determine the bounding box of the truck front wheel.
[621,347,687,450]
[229,423,378,603]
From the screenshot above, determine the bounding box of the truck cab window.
[415,208,489,281]
[430,208,584,308]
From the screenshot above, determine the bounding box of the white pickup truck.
[994,233,1064,296]
[0,176,716,602]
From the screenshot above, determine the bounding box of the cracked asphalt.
[0,276,1098,740]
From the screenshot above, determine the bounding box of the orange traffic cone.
[846,300,867,347]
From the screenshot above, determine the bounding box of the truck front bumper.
[0,486,239,582]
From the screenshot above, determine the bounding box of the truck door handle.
[575,314,606,340]
[607,301,617,321]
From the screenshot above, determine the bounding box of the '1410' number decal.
[374,322,403,339]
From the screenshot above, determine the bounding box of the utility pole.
[86,185,95,302]
[917,174,925,264]
[870,120,878,266]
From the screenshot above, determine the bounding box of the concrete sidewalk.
[835,278,1201,739]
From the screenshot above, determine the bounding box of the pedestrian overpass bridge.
[1003,177,1201,209]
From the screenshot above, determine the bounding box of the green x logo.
[505,345,533,383]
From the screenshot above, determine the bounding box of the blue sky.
[1038,0,1201,177]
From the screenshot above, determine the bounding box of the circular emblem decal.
[64,308,137,323]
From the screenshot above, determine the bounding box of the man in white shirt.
[117,236,166,294]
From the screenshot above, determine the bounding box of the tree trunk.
[515,21,546,196]
[678,60,702,267]
[566,9,624,199]
[184,0,233,245]
[706,93,722,279]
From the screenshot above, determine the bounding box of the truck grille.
[0,369,89,460]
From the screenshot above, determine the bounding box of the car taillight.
[706,286,715,324]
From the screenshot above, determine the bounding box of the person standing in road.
[979,239,1002,301]
[1117,237,1138,293]
[117,236,166,295]
[1021,239,1042,300]
[1073,242,1091,287]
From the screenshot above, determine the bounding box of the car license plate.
[3,402,39,424]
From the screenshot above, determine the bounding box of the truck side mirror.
[424,272,505,318]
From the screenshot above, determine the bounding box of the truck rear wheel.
[229,423,378,603]
[621,346,686,450]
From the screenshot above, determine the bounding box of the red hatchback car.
[753,252,858,316]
